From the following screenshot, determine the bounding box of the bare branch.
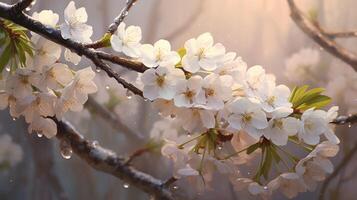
[55,119,174,200]
[0,2,144,97]
[331,114,357,125]
[287,0,357,71]
[96,51,148,73]
[319,142,357,200]
[86,0,139,49]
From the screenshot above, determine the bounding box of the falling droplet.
[348,123,352,128]
[60,140,73,159]
[37,133,43,138]
[123,183,130,189]
[126,90,132,99]
[172,185,178,190]
[105,85,110,90]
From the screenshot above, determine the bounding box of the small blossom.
[269,173,306,199]
[227,98,268,139]
[298,108,327,145]
[182,32,225,73]
[140,40,180,68]
[60,1,93,43]
[174,76,203,108]
[264,114,299,146]
[110,22,142,58]
[64,49,81,65]
[141,66,185,100]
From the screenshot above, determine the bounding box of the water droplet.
[105,85,110,90]
[60,140,73,159]
[37,133,43,138]
[126,90,132,99]
[92,140,99,147]
[263,186,268,190]
[247,172,251,175]
[144,98,149,102]
[217,145,223,150]
[96,68,101,73]
[170,114,176,119]
[12,117,16,121]
[5,67,10,72]
[172,185,178,190]
[187,133,192,137]
[123,183,130,189]
[348,123,352,128]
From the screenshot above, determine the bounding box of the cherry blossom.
[110,22,142,58]
[140,40,180,68]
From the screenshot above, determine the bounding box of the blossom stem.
[177,133,205,149]
[221,144,254,160]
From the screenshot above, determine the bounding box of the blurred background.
[0,0,356,199]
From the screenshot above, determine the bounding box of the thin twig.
[324,30,357,39]
[319,142,357,200]
[86,0,139,49]
[11,0,33,12]
[331,114,357,125]
[55,119,174,200]
[287,0,357,71]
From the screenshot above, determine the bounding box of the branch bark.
[0,2,144,97]
[287,0,357,71]
[332,114,357,125]
[55,119,174,200]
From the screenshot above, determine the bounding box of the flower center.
[156,75,165,87]
[242,113,252,123]
[198,48,205,59]
[272,119,283,129]
[266,96,276,106]
[205,88,215,97]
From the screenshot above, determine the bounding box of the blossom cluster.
[0,2,97,138]
[110,23,341,198]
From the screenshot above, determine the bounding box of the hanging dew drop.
[217,145,223,150]
[123,183,130,189]
[37,133,43,138]
[172,185,178,190]
[105,85,110,90]
[12,117,16,121]
[126,90,133,99]
[96,68,101,73]
[60,140,73,159]
[348,123,352,128]
[263,186,268,190]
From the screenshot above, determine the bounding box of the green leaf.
[290,85,331,111]
[270,146,281,163]
[262,149,273,180]
[246,142,261,154]
[0,44,11,73]
[297,95,331,110]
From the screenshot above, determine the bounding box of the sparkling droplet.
[187,133,192,137]
[123,183,130,189]
[92,140,99,147]
[96,68,101,73]
[37,133,43,138]
[263,186,268,190]
[60,140,73,159]
[172,185,178,190]
[348,123,352,128]
[217,145,223,150]
[5,67,10,72]
[105,85,110,90]
[126,90,132,99]
[12,117,16,121]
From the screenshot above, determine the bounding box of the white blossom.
[60,1,93,43]
[64,48,81,65]
[269,173,306,199]
[298,108,328,145]
[110,22,142,58]
[182,33,225,73]
[141,66,185,100]
[264,113,299,146]
[174,76,203,107]
[227,98,268,139]
[140,40,180,68]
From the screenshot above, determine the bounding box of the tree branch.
[323,30,357,39]
[0,2,144,97]
[287,0,357,71]
[86,0,139,49]
[11,0,33,12]
[55,119,174,200]
[319,142,357,200]
[331,114,357,125]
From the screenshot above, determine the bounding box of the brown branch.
[0,2,144,97]
[96,51,148,73]
[55,119,174,200]
[86,0,139,49]
[332,114,357,125]
[287,0,357,71]
[319,142,357,200]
